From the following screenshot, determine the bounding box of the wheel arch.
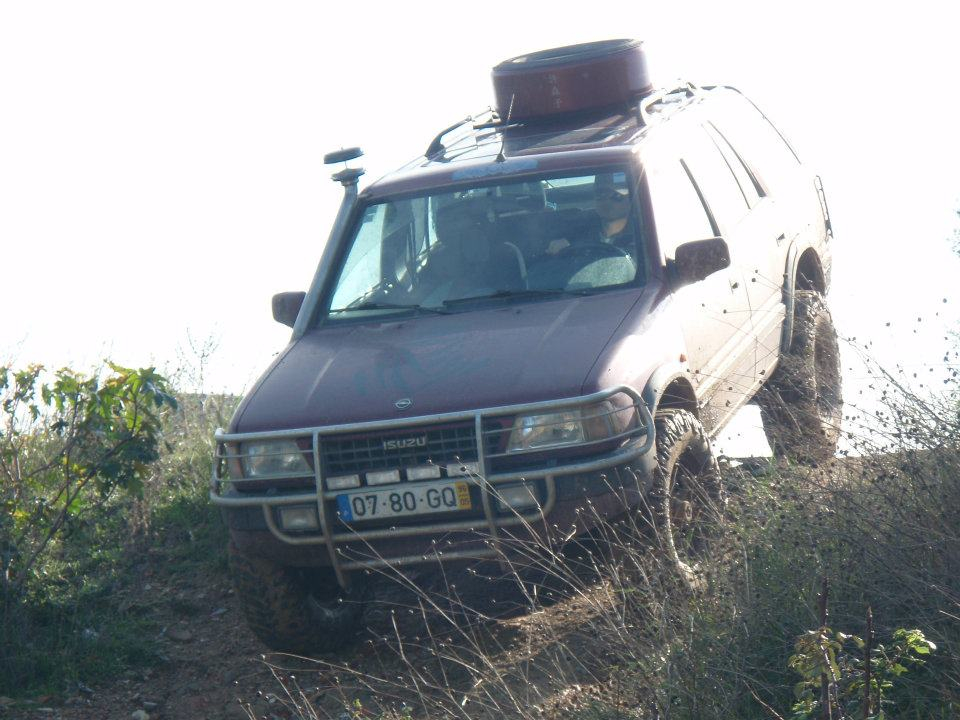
[758,290,842,464]
[642,364,699,418]
[795,247,827,293]
[782,244,827,352]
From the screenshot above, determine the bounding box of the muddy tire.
[228,543,368,654]
[759,291,842,464]
[652,409,724,589]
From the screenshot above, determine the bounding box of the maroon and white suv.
[211,39,840,652]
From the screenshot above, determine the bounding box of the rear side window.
[645,152,714,258]
[712,95,802,197]
[681,127,750,234]
[705,122,761,206]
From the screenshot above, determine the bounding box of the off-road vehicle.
[212,39,840,653]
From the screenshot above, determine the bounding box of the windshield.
[324,169,646,321]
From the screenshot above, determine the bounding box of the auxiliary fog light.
[407,465,442,481]
[327,474,361,490]
[366,469,401,485]
[495,483,539,513]
[447,461,480,477]
[278,504,320,532]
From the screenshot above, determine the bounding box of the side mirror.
[671,237,731,288]
[272,291,306,328]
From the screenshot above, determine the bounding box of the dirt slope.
[6,548,634,720]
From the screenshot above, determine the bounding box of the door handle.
[775,233,786,245]
[729,279,740,292]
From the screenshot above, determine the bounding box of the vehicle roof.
[361,84,735,201]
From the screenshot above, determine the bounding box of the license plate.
[336,480,471,522]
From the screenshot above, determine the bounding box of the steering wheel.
[555,241,634,263]
[527,241,637,291]
[559,242,637,289]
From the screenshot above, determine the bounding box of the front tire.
[759,290,842,464]
[228,543,368,654]
[652,409,724,589]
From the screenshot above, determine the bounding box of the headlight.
[506,401,632,453]
[241,440,311,477]
[507,410,584,452]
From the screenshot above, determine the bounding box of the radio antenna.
[495,93,515,163]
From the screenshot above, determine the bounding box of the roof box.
[492,39,653,123]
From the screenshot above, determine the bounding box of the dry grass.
[246,358,959,720]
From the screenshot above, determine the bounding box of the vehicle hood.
[233,291,643,432]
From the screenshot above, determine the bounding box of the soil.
[3,541,648,720]
[3,456,851,720]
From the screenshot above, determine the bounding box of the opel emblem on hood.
[394,398,412,410]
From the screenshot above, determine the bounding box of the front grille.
[321,423,481,477]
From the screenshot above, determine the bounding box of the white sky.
[2,0,959,453]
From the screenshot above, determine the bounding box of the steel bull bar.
[211,386,655,586]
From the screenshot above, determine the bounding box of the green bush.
[789,622,935,720]
[0,363,176,599]
[0,361,237,697]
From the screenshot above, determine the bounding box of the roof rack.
[424,109,496,159]
[637,81,699,127]
[472,112,524,132]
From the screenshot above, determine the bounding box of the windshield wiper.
[442,288,594,307]
[330,302,450,315]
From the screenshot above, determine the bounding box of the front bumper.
[212,386,655,586]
